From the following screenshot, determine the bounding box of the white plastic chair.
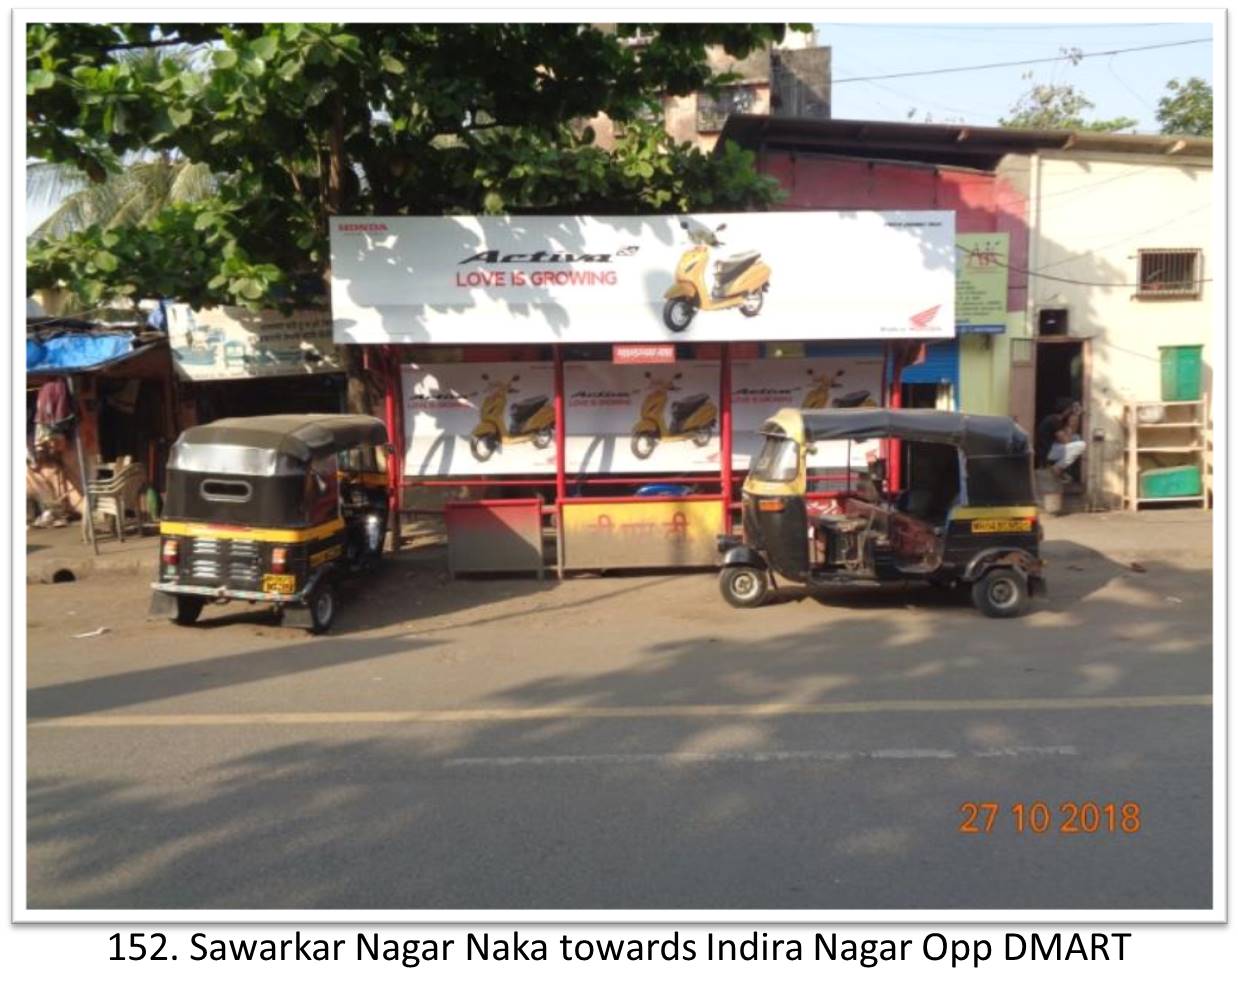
[88,459,147,542]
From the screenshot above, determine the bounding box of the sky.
[26,20,1216,234]
[820,21,1214,130]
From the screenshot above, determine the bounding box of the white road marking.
[442,745,1080,768]
[26,692,1208,732]
[26,694,1210,729]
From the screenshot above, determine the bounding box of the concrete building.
[1008,139,1213,505]
[588,29,829,153]
[718,115,1213,508]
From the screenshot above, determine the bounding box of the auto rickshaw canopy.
[762,408,1030,458]
[169,414,389,476]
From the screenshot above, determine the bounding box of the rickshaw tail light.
[271,547,288,573]
[160,539,179,565]
[757,498,786,512]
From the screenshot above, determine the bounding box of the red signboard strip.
[613,344,675,364]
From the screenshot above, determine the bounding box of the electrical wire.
[822,23,1178,32]
[832,38,1211,85]
[955,243,1211,288]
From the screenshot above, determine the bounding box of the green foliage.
[28,156,216,240]
[27,200,282,310]
[1000,82,1136,133]
[1157,77,1212,136]
[27,22,792,310]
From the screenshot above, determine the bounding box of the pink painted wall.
[759,151,1029,312]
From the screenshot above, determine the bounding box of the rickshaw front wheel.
[308,581,337,634]
[173,595,205,626]
[971,567,1029,619]
[719,565,770,609]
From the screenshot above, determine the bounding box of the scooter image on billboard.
[470,373,555,462]
[663,218,771,333]
[631,371,718,460]
[802,369,875,409]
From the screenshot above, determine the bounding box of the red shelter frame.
[376,339,924,551]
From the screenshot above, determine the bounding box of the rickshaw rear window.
[752,436,799,482]
[200,479,252,502]
[966,455,1034,505]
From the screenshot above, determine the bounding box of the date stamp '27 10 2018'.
[958,801,1142,835]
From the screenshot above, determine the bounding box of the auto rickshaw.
[149,414,391,633]
[718,408,1045,617]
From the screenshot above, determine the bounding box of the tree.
[1000,81,1137,133]
[28,154,216,240]
[1157,77,1212,136]
[27,22,798,314]
[28,40,217,241]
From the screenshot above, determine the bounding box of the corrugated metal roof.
[718,115,1211,170]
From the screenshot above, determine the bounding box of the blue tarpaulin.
[26,332,135,374]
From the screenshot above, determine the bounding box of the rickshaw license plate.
[971,518,1033,534]
[261,574,297,594]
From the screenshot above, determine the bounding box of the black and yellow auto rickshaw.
[149,414,390,633]
[718,408,1045,617]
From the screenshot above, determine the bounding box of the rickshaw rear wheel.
[308,581,337,634]
[971,567,1029,618]
[719,566,770,608]
[173,595,205,626]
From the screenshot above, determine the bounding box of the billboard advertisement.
[330,212,955,345]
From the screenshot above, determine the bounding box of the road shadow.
[26,542,1212,909]
[27,635,441,721]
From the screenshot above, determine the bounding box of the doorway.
[1034,338,1088,484]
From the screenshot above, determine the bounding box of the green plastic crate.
[1139,464,1202,499]
[1160,345,1203,401]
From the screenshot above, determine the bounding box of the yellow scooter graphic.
[631,372,718,460]
[470,374,555,462]
[663,219,772,333]
[803,368,874,409]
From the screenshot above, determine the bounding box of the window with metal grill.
[1137,249,1202,299]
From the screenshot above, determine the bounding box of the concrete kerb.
[25,536,158,585]
[24,509,1210,584]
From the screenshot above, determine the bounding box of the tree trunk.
[324,101,379,418]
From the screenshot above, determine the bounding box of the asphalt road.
[25,516,1213,910]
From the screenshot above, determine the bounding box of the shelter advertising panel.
[401,362,557,476]
[730,356,884,470]
[564,361,721,474]
[330,212,956,344]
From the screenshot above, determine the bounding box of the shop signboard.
[956,233,1010,334]
[330,212,956,345]
[166,305,340,380]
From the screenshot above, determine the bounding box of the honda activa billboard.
[330,212,956,345]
